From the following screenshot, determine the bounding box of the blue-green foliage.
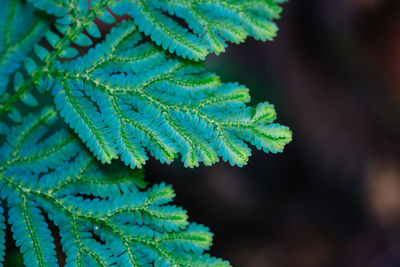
[0,0,48,95]
[48,21,291,168]
[0,0,291,168]
[0,0,291,266]
[114,0,286,60]
[0,0,48,125]
[0,108,230,267]
[28,0,286,60]
[0,0,116,130]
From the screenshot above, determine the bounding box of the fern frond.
[28,0,117,56]
[0,0,49,124]
[113,0,285,60]
[0,108,230,267]
[9,196,58,267]
[0,0,48,94]
[0,0,116,121]
[48,21,291,167]
[0,1,291,264]
[0,1,290,167]
[26,0,285,60]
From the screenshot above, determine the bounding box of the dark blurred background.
[149,0,400,266]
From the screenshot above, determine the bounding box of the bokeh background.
[149,0,400,266]
[3,0,400,266]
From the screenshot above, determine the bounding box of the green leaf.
[0,108,230,267]
[26,0,285,60]
[0,0,48,94]
[50,21,292,168]
[113,0,285,60]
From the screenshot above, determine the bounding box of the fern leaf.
[0,108,230,267]
[26,0,285,60]
[47,21,291,168]
[113,0,285,60]
[0,0,48,94]
[0,0,49,122]
[0,0,117,121]
[0,0,292,265]
[8,196,58,267]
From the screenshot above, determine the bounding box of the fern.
[113,0,285,60]
[0,0,292,266]
[27,0,285,60]
[0,108,229,266]
[0,0,48,122]
[47,21,291,168]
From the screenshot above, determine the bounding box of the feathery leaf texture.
[1,0,291,265]
[0,0,48,95]
[48,21,291,168]
[0,108,230,267]
[0,0,112,122]
[0,0,48,124]
[113,0,286,60]
[27,0,286,60]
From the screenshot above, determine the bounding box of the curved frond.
[0,0,49,124]
[0,0,291,265]
[0,108,230,267]
[8,196,58,267]
[49,21,291,167]
[114,0,285,60]
[0,0,120,121]
[27,0,285,60]
[0,0,48,95]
